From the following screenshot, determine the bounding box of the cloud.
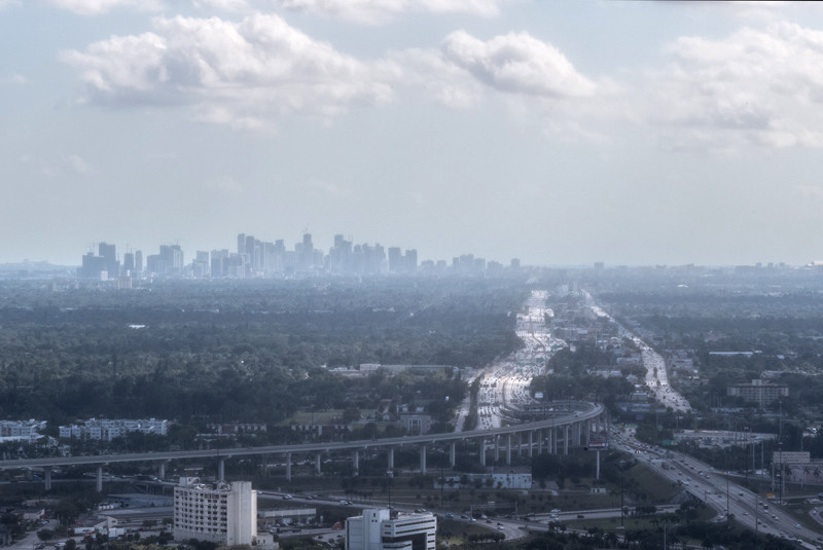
[276,0,505,24]
[645,21,823,150]
[45,0,161,15]
[62,13,394,127]
[191,0,250,12]
[384,48,482,109]
[441,30,597,99]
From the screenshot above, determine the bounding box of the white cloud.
[384,48,482,109]
[645,21,823,150]
[62,13,394,127]
[45,0,161,15]
[441,30,597,98]
[191,0,250,12]
[277,0,505,24]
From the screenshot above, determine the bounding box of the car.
[577,514,585,519]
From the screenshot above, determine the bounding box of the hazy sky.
[4,1,823,267]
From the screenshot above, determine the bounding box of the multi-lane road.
[475,290,566,431]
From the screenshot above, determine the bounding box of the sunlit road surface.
[584,290,691,414]
[458,290,566,432]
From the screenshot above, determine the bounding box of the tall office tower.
[388,247,402,273]
[193,251,210,278]
[78,252,106,280]
[237,233,246,256]
[300,233,315,271]
[405,249,417,272]
[135,250,143,276]
[211,249,228,278]
[159,244,184,274]
[173,478,257,546]
[98,242,119,278]
[345,509,436,550]
[123,252,135,274]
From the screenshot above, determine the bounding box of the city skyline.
[76,232,519,278]
[4,2,823,266]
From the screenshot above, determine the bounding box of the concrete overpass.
[1,401,604,491]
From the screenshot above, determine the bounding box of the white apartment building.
[346,509,436,550]
[173,478,257,546]
[0,420,47,441]
[58,418,168,441]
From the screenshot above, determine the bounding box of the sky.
[3,0,823,267]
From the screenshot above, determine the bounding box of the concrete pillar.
[480,438,487,467]
[596,450,601,481]
[494,436,500,463]
[353,450,360,473]
[449,443,456,468]
[96,466,103,492]
[44,467,52,491]
[506,434,512,465]
[564,425,569,455]
[537,430,544,454]
[286,453,292,481]
[517,432,523,458]
[218,459,225,481]
[387,448,395,471]
[419,445,427,474]
[159,461,166,480]
[528,431,534,458]
[315,454,322,475]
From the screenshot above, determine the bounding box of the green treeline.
[0,278,527,426]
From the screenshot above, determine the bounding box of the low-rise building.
[346,509,436,550]
[727,379,789,407]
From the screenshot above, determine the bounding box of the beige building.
[727,379,788,407]
[173,478,257,545]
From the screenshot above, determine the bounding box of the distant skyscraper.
[123,252,135,274]
[98,242,119,278]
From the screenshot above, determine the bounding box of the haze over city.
[3,1,823,266]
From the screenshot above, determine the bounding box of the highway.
[611,421,821,546]
[586,290,822,546]
[475,290,566,431]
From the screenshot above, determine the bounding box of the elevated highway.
[1,401,604,491]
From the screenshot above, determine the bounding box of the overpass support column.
[517,433,523,459]
[353,450,360,474]
[494,437,500,463]
[506,434,512,466]
[218,459,225,481]
[387,448,395,471]
[44,467,52,491]
[315,454,322,476]
[159,461,167,480]
[536,430,543,454]
[96,466,103,492]
[480,438,487,467]
[419,445,427,475]
[563,426,569,455]
[528,431,534,458]
[286,453,292,481]
[449,443,456,468]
